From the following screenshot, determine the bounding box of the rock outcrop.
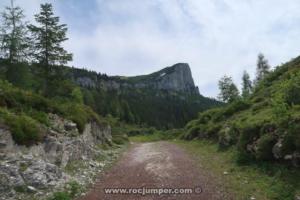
[131,63,200,95]
[0,114,112,200]
[158,63,199,94]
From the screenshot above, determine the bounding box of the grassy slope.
[119,64,177,83]
[182,56,300,163]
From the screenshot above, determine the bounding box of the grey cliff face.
[149,63,199,95]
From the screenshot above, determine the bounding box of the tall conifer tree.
[0,0,29,63]
[255,53,270,85]
[241,70,252,98]
[28,3,72,67]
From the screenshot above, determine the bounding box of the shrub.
[60,103,90,132]
[211,108,227,122]
[281,123,300,153]
[255,134,276,161]
[27,110,50,126]
[237,122,262,152]
[285,74,300,105]
[60,103,106,134]
[5,113,43,146]
[185,119,199,130]
[271,95,290,124]
[223,99,250,117]
[71,87,84,104]
[205,123,222,139]
[281,132,296,155]
[67,181,82,198]
[0,81,51,112]
[48,181,82,200]
[218,124,239,148]
[23,92,52,112]
[112,134,129,145]
[251,101,269,113]
[198,108,219,123]
[48,192,71,200]
[236,122,262,163]
[184,126,200,140]
[12,116,41,145]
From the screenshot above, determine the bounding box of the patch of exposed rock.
[217,130,300,167]
[0,114,117,200]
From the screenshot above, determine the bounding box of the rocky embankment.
[218,126,300,167]
[0,114,121,200]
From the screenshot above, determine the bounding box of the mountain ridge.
[74,63,200,96]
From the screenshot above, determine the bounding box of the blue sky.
[1,0,300,97]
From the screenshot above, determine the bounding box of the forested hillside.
[183,55,300,166]
[0,60,221,129]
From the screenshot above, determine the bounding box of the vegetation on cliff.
[0,79,105,145]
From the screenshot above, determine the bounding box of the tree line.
[218,53,270,103]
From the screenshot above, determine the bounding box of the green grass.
[130,133,165,142]
[64,161,87,176]
[48,192,71,200]
[129,129,181,142]
[174,140,300,200]
[48,181,83,200]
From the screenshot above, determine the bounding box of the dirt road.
[80,141,228,200]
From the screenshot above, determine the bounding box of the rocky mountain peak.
[151,63,199,95]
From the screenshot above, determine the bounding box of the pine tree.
[241,70,252,98]
[28,3,72,67]
[255,53,270,85]
[218,75,240,103]
[0,0,29,63]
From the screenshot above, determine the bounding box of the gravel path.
[79,141,228,200]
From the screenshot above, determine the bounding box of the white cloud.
[1,0,300,97]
